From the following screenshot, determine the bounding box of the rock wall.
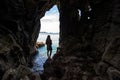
[0,0,120,80]
[43,0,120,80]
[0,0,54,80]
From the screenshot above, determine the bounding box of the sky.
[40,5,59,33]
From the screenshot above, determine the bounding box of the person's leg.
[50,50,52,58]
[47,50,49,58]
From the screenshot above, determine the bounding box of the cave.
[0,0,120,80]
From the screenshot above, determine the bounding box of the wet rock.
[36,42,45,48]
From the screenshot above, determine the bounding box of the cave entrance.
[32,5,60,73]
[38,5,59,58]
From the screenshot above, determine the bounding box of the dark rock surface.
[0,0,54,79]
[43,0,120,80]
[0,0,120,80]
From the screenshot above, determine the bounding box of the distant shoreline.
[40,32,59,34]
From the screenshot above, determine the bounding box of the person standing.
[45,35,52,58]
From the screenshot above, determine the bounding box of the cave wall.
[43,0,120,80]
[59,0,90,41]
[0,0,120,80]
[0,0,54,79]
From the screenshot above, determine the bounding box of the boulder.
[36,42,45,48]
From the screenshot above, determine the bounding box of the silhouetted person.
[45,35,52,58]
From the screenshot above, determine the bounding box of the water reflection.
[32,50,47,74]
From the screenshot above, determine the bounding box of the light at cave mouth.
[32,5,60,74]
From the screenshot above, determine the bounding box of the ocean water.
[32,33,59,73]
[37,33,59,57]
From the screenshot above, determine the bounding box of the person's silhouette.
[45,35,52,58]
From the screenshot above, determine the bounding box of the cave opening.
[32,5,60,74]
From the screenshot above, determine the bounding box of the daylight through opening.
[32,5,60,73]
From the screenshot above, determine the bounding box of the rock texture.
[0,0,54,79]
[43,0,120,80]
[36,42,45,48]
[0,0,120,80]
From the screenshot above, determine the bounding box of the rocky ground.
[42,36,120,80]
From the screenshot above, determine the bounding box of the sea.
[32,32,59,73]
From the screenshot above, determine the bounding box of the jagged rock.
[0,0,54,79]
[1,0,120,80]
[2,68,17,80]
[43,0,120,80]
[102,38,120,70]
[2,65,42,80]
[36,42,45,48]
[107,67,120,80]
[29,72,41,80]
[43,37,95,80]
[94,62,109,75]
[2,65,31,80]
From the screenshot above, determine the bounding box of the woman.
[45,35,52,58]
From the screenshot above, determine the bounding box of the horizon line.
[40,31,59,33]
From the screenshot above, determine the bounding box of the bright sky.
[40,5,59,33]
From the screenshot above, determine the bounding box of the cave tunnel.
[0,0,120,80]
